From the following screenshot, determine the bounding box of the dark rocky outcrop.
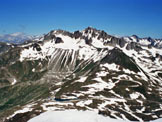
[106,37,126,48]
[55,37,64,44]
[55,30,73,38]
[44,33,56,41]
[147,37,154,46]
[32,43,41,51]
[84,27,97,34]
[132,35,139,42]
[85,37,92,45]
[73,31,82,39]
[126,42,142,51]
[97,30,111,40]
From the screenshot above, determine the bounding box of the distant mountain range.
[0,32,39,44]
[124,35,162,48]
[0,27,162,122]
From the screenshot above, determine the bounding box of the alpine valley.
[0,27,162,122]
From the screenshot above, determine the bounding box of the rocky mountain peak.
[131,35,139,39]
[1,27,162,122]
[84,26,98,33]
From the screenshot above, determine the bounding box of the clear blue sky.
[0,0,162,38]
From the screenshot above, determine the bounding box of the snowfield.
[27,110,162,122]
[28,110,126,122]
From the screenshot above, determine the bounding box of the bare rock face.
[106,37,126,48]
[32,43,42,51]
[55,37,64,44]
[85,37,92,45]
[73,31,82,39]
[44,32,56,41]
[126,42,142,51]
[98,30,111,40]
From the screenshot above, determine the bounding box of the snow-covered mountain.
[1,27,162,122]
[124,35,162,48]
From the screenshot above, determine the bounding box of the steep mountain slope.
[0,27,162,122]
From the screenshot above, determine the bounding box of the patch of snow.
[101,63,120,71]
[96,71,108,77]
[130,92,146,100]
[61,95,77,99]
[83,77,115,94]
[78,46,107,62]
[130,92,140,99]
[136,107,145,113]
[54,34,79,50]
[91,37,106,48]
[7,103,35,119]
[123,68,136,74]
[41,101,74,111]
[75,77,87,83]
[91,37,114,49]
[11,78,17,85]
[32,68,35,72]
[76,100,92,107]
[139,39,152,46]
[107,81,116,89]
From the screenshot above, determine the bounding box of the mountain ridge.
[1,27,162,47]
[0,27,162,122]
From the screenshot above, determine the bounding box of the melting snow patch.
[123,68,135,74]
[96,71,108,77]
[129,92,142,99]
[75,77,87,83]
[7,104,35,119]
[83,77,113,93]
[107,81,116,89]
[130,93,138,99]
[41,102,74,111]
[32,68,35,72]
[11,78,17,85]
[76,100,92,107]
